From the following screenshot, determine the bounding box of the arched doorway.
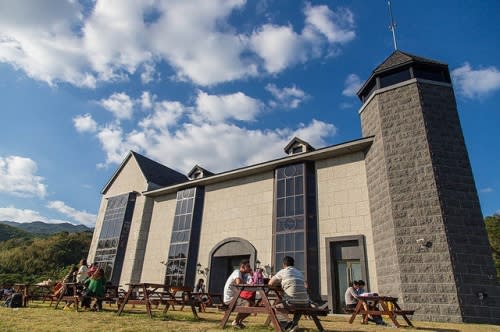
[207,237,257,294]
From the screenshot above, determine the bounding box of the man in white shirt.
[268,256,310,332]
[223,259,253,329]
[344,280,360,310]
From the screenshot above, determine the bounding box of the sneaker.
[231,320,244,329]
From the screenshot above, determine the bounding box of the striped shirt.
[273,266,310,304]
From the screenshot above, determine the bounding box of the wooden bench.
[272,303,329,331]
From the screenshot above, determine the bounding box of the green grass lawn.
[0,301,499,332]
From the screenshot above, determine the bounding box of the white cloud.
[250,4,355,74]
[480,187,494,193]
[0,156,47,198]
[342,73,362,97]
[304,4,355,44]
[250,24,305,73]
[139,100,188,130]
[294,119,337,143]
[266,84,308,109]
[88,93,336,171]
[99,92,135,120]
[96,124,135,167]
[0,206,68,224]
[0,1,355,87]
[141,62,158,84]
[140,91,154,110]
[73,113,98,133]
[47,200,96,227]
[195,91,262,122]
[452,63,500,98]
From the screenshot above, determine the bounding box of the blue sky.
[0,0,499,226]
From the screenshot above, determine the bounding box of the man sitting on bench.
[268,256,310,332]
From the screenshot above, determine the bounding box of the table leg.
[117,287,132,316]
[220,289,240,328]
[54,285,67,309]
[348,301,363,323]
[259,290,283,332]
[143,286,153,319]
[392,301,413,327]
[380,300,400,328]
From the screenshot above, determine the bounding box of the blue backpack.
[7,293,23,308]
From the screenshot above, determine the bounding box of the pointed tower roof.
[357,50,450,102]
[373,50,446,74]
[101,151,188,194]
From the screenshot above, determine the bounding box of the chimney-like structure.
[358,50,500,323]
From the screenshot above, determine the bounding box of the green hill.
[0,231,93,285]
[0,220,91,235]
[0,224,33,242]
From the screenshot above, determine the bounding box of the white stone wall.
[197,172,275,276]
[140,193,177,283]
[316,152,377,295]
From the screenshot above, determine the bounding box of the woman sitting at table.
[76,259,88,284]
[193,278,210,310]
[82,268,106,311]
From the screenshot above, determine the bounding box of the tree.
[485,214,500,281]
[0,231,92,286]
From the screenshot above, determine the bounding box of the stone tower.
[357,50,500,323]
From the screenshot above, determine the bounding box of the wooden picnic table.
[54,282,80,311]
[348,295,414,328]
[116,283,200,319]
[14,283,30,307]
[220,284,326,332]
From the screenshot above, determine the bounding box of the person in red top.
[87,263,98,277]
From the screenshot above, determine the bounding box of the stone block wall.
[360,81,462,322]
[360,79,500,323]
[418,82,500,323]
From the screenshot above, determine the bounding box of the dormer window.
[187,165,214,180]
[284,137,315,156]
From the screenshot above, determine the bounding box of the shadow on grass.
[414,328,459,332]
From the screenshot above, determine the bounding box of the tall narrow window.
[273,163,320,300]
[94,192,136,284]
[274,164,306,272]
[164,187,204,286]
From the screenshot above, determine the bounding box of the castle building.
[88,51,499,323]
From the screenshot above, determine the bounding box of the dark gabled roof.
[373,50,446,74]
[101,151,188,194]
[131,151,188,187]
[284,137,315,154]
[187,165,214,179]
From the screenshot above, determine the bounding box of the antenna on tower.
[387,0,398,50]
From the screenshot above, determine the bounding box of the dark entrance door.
[209,255,250,294]
[327,236,367,313]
